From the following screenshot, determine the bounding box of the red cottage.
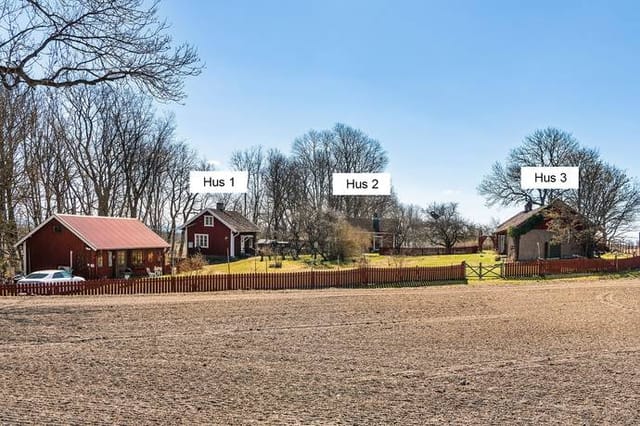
[181,204,259,259]
[15,214,170,279]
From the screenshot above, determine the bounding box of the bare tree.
[57,85,130,216]
[478,128,580,207]
[164,142,201,265]
[292,129,334,212]
[330,123,389,217]
[20,92,78,223]
[0,0,202,101]
[566,159,640,245]
[425,202,473,253]
[262,149,293,238]
[388,200,425,249]
[230,146,264,225]
[0,86,35,269]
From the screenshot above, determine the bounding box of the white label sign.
[190,171,248,193]
[521,167,579,189]
[332,173,391,195]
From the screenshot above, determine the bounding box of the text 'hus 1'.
[189,171,248,193]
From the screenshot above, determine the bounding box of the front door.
[115,250,127,277]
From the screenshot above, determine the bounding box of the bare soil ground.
[1,278,640,425]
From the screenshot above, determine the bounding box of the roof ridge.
[55,213,140,220]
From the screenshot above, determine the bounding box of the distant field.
[2,278,640,423]
[199,251,499,275]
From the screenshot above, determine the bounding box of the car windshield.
[58,271,73,278]
[25,273,48,279]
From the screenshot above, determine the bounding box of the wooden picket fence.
[2,256,639,297]
[0,264,466,297]
[503,256,640,278]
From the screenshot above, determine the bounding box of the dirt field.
[1,278,640,425]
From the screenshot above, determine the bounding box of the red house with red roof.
[15,214,170,279]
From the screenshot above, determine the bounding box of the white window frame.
[204,215,214,227]
[194,233,209,248]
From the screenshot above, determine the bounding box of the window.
[194,234,209,248]
[132,250,143,265]
[97,253,103,268]
[53,272,65,279]
[204,215,214,227]
[147,251,154,263]
[26,273,48,279]
[53,225,62,233]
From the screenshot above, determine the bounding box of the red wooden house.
[15,214,170,279]
[181,204,259,258]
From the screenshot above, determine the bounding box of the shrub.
[178,254,207,274]
[329,218,371,261]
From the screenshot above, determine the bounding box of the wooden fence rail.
[2,257,638,297]
[503,256,640,278]
[0,264,466,297]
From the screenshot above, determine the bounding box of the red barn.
[181,204,259,258]
[15,214,170,279]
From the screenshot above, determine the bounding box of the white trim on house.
[230,230,235,256]
[204,215,214,227]
[22,241,27,273]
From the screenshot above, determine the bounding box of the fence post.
[461,261,466,280]
[479,262,483,280]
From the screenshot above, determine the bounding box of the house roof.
[495,199,579,234]
[182,208,259,233]
[15,214,170,250]
[347,217,399,234]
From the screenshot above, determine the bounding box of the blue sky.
[158,0,640,232]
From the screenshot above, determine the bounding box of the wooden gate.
[465,262,503,280]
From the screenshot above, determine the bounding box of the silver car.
[19,269,86,284]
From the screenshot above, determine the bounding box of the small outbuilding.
[180,203,259,259]
[494,199,590,261]
[15,214,170,279]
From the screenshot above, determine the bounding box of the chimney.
[524,200,533,212]
[216,202,224,211]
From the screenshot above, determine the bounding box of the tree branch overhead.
[0,0,202,101]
